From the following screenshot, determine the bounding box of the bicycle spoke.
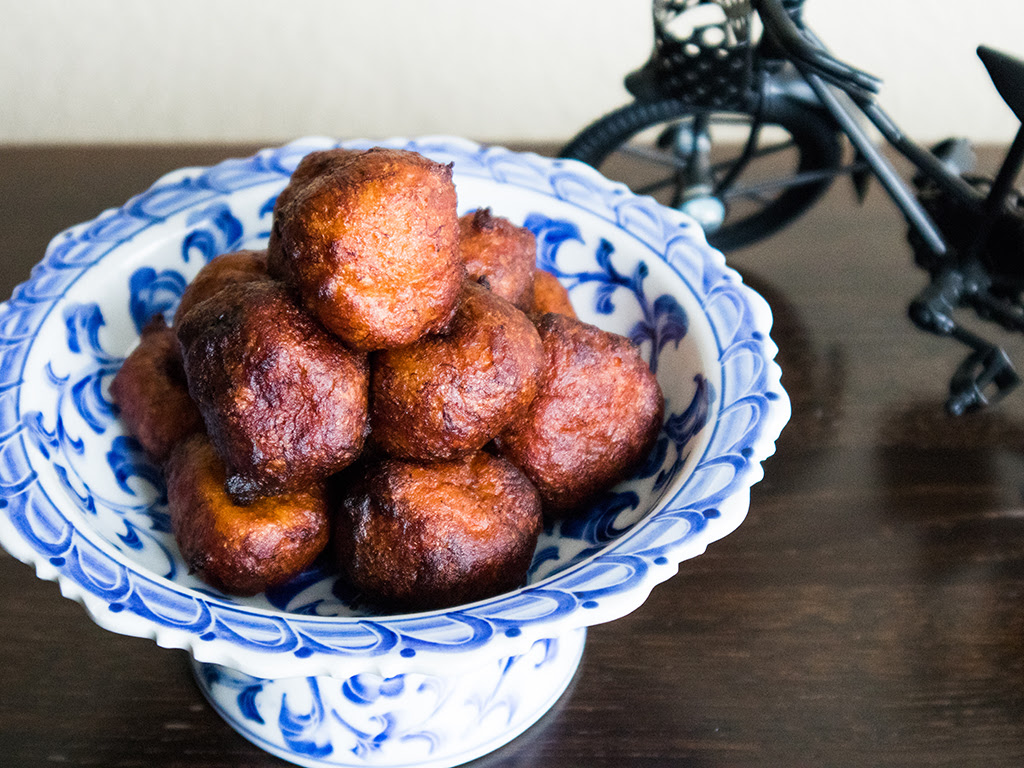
[616,150,853,206]
[562,96,844,248]
[619,137,803,186]
[614,139,856,210]
[712,114,764,192]
[720,167,842,200]
[619,143,687,167]
[633,174,685,197]
[694,114,756,127]
[739,190,776,207]
[710,138,799,175]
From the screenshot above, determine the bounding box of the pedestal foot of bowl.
[191,627,586,768]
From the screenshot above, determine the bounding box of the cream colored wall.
[2,0,1023,145]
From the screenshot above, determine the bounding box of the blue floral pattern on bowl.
[0,136,789,680]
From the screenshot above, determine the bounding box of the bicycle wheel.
[559,96,843,252]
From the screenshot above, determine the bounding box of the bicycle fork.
[661,115,729,231]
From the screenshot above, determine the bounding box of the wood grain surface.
[2,144,1024,768]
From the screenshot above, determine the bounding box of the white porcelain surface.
[0,136,789,766]
[194,629,585,768]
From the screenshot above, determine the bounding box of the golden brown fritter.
[173,249,269,329]
[176,280,369,504]
[458,208,536,310]
[496,313,664,516]
[333,452,543,611]
[530,269,576,319]
[370,281,545,461]
[109,316,204,463]
[166,433,329,596]
[271,148,361,215]
[268,147,465,351]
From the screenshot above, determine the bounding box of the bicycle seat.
[978,45,1024,124]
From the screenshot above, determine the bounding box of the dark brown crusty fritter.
[176,279,369,503]
[333,452,543,611]
[166,433,330,596]
[109,315,204,463]
[267,147,465,351]
[173,249,269,329]
[530,269,577,319]
[459,208,536,311]
[496,313,664,516]
[370,281,545,461]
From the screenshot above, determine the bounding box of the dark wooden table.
[3,144,1024,768]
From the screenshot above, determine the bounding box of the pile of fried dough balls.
[110,147,665,611]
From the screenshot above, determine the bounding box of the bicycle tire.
[559,96,843,252]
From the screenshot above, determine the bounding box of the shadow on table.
[872,398,1024,732]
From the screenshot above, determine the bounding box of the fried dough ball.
[370,281,545,461]
[497,313,664,516]
[333,452,542,611]
[268,147,464,351]
[109,316,204,463]
[173,249,269,329]
[459,208,536,310]
[166,434,329,596]
[530,270,576,318]
[177,280,369,504]
[271,148,361,215]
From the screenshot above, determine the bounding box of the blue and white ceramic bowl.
[0,136,789,768]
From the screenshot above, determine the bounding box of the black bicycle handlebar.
[756,0,883,101]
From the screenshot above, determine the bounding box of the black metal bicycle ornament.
[561,0,1024,415]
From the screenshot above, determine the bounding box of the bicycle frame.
[758,0,1024,411]
[562,0,1024,413]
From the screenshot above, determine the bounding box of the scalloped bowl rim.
[0,136,790,678]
